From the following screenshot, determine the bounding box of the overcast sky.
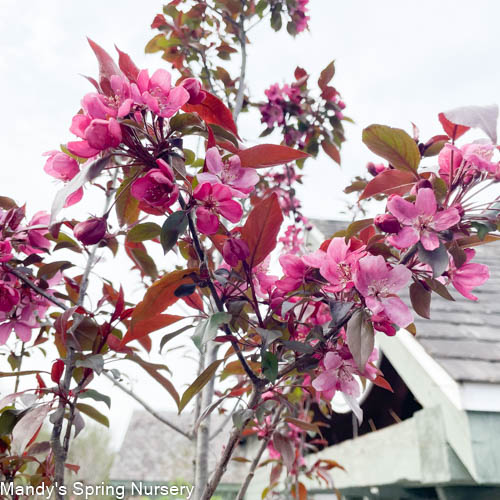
[1,0,499,448]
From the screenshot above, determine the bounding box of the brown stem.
[50,171,117,499]
[235,407,282,500]
[233,5,247,121]
[103,371,192,440]
[3,263,68,310]
[200,389,261,500]
[178,194,263,387]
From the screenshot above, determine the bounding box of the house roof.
[309,218,500,385]
[109,410,248,484]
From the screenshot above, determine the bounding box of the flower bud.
[181,78,206,105]
[374,213,401,234]
[414,179,433,191]
[0,241,13,263]
[74,217,107,245]
[367,162,386,177]
[222,238,250,266]
[0,282,20,313]
[51,359,65,384]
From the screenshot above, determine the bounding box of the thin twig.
[235,406,283,500]
[233,4,247,121]
[3,263,68,310]
[103,371,192,440]
[200,389,261,500]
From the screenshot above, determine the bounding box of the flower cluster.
[0,206,57,344]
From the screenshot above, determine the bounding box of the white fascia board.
[460,382,500,412]
[377,330,478,480]
[378,330,462,409]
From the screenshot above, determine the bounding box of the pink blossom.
[197,148,259,198]
[448,248,489,301]
[276,254,310,293]
[353,255,412,328]
[131,159,179,211]
[18,212,51,255]
[180,78,206,105]
[222,237,249,266]
[82,75,133,119]
[193,182,243,235]
[387,188,460,251]
[438,144,463,185]
[43,151,79,181]
[67,117,122,158]
[302,237,366,293]
[0,281,20,313]
[312,351,360,398]
[0,241,13,262]
[132,69,189,118]
[43,151,83,207]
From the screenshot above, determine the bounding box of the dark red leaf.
[115,46,139,82]
[241,194,283,268]
[182,92,238,137]
[238,144,309,169]
[87,38,122,96]
[359,169,416,200]
[438,112,470,141]
[151,13,167,29]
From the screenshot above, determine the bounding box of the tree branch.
[233,4,247,121]
[235,407,282,500]
[200,389,261,500]
[103,371,192,440]
[3,263,68,311]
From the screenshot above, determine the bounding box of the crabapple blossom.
[387,188,460,251]
[130,159,179,211]
[302,237,366,293]
[353,255,412,328]
[197,148,259,197]
[193,182,243,235]
[0,241,13,262]
[312,351,360,398]
[447,248,490,301]
[132,69,189,118]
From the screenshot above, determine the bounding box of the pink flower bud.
[51,359,65,384]
[374,213,401,234]
[0,282,20,313]
[222,238,250,266]
[0,241,13,262]
[74,217,107,245]
[367,162,386,177]
[181,78,206,105]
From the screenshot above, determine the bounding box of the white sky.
[1,0,500,449]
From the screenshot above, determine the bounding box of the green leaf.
[255,328,282,349]
[37,261,73,281]
[75,403,109,427]
[362,124,421,173]
[75,354,104,375]
[425,278,455,301]
[170,112,204,133]
[262,351,278,382]
[178,359,224,413]
[418,242,449,278]
[0,409,20,436]
[126,223,161,243]
[471,221,494,241]
[192,312,232,349]
[79,389,111,409]
[318,60,335,90]
[161,211,189,254]
[346,309,374,371]
[115,173,140,227]
[160,325,195,352]
[409,281,431,319]
[174,283,196,298]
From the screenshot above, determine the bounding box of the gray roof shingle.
[109,410,249,484]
